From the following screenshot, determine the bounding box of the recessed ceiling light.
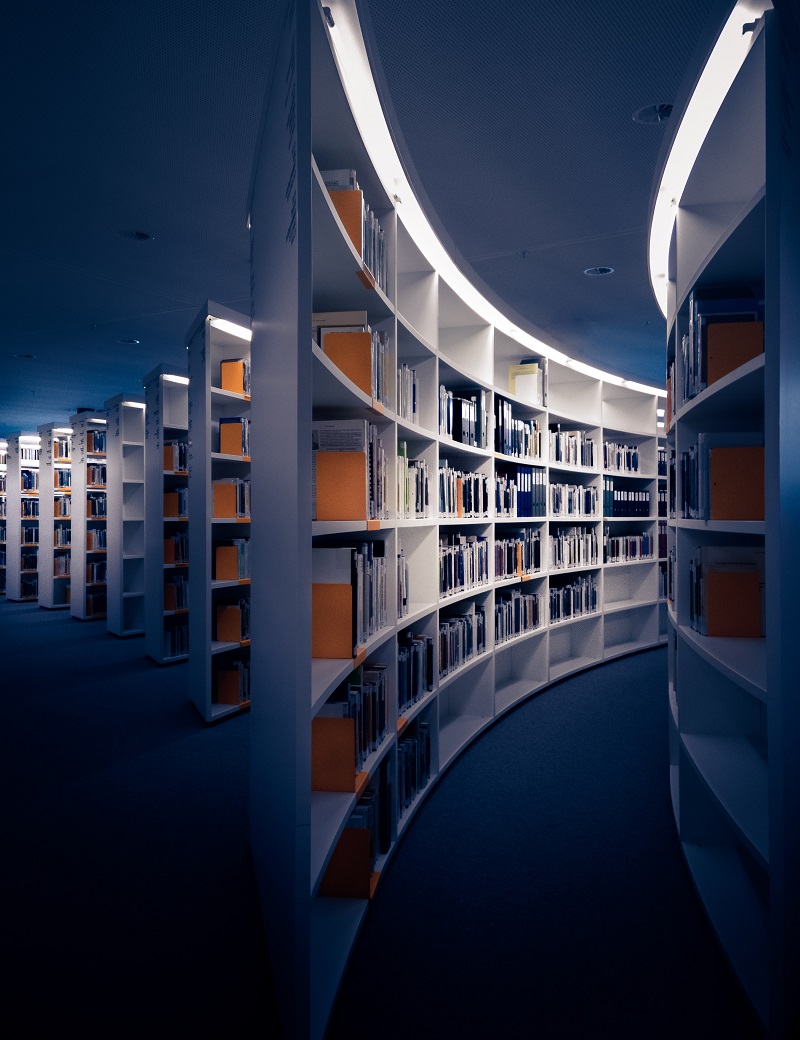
[119,229,153,241]
[633,104,673,125]
[583,267,614,276]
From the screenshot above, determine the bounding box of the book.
[706,321,764,386]
[709,444,764,521]
[508,357,547,406]
[689,545,765,637]
[220,358,251,396]
[219,417,250,457]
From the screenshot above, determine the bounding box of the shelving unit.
[662,10,800,1035]
[143,365,190,664]
[105,393,146,637]
[186,301,253,721]
[36,421,72,609]
[0,439,7,596]
[248,3,666,1037]
[5,433,41,602]
[69,411,109,620]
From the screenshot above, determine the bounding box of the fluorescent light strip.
[324,0,665,398]
[121,401,147,409]
[649,0,772,316]
[210,317,252,341]
[19,435,41,444]
[163,374,190,385]
[53,427,74,434]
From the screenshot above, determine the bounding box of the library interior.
[2,1,798,1037]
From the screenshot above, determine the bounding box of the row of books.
[495,529,542,580]
[603,531,654,563]
[550,482,598,518]
[397,443,430,518]
[19,445,40,462]
[0,476,5,493]
[86,464,106,486]
[315,315,391,408]
[549,427,596,469]
[397,363,419,424]
[318,663,389,771]
[86,430,106,454]
[603,441,641,474]
[439,533,489,598]
[679,437,764,522]
[495,464,547,519]
[658,521,667,560]
[164,487,189,519]
[20,575,38,597]
[54,527,73,547]
[688,545,764,638]
[214,658,250,705]
[439,604,487,678]
[397,632,434,712]
[164,622,188,658]
[164,532,188,565]
[439,462,489,519]
[397,548,409,619]
[397,722,432,816]
[312,419,387,522]
[602,479,650,518]
[311,542,388,658]
[320,169,389,293]
[682,290,763,404]
[549,526,599,570]
[219,357,251,397]
[494,398,543,460]
[658,487,668,517]
[21,469,39,491]
[216,598,250,643]
[21,527,39,544]
[54,556,70,576]
[438,386,490,449]
[495,588,542,645]
[164,440,189,472]
[219,416,250,457]
[54,470,71,488]
[22,500,39,516]
[549,575,598,623]
[508,358,547,407]
[87,528,107,549]
[165,573,189,612]
[21,549,38,571]
[214,538,249,581]
[85,590,106,616]
[212,477,251,519]
[86,561,107,584]
[53,436,71,459]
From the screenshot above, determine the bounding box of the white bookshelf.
[5,433,41,602]
[186,301,252,722]
[143,365,190,664]
[0,439,8,596]
[69,411,108,620]
[661,10,800,1034]
[248,3,667,1037]
[36,421,72,609]
[105,393,146,637]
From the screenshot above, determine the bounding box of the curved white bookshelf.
[658,8,800,1035]
[248,3,668,1037]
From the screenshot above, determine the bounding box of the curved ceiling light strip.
[648,0,772,317]
[324,0,665,397]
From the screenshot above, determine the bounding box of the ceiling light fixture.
[122,401,147,409]
[584,266,614,276]
[209,317,252,341]
[648,0,772,316]
[118,338,140,345]
[163,374,190,386]
[321,0,665,398]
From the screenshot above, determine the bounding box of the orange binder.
[329,189,363,255]
[322,331,372,396]
[164,538,176,565]
[219,419,245,456]
[163,444,174,471]
[705,570,761,637]
[164,583,177,611]
[311,716,355,792]
[215,545,239,581]
[163,491,180,517]
[706,321,763,386]
[312,583,353,658]
[220,359,246,395]
[215,669,244,705]
[213,482,237,518]
[709,446,764,521]
[216,604,243,643]
[318,828,379,899]
[315,451,368,521]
